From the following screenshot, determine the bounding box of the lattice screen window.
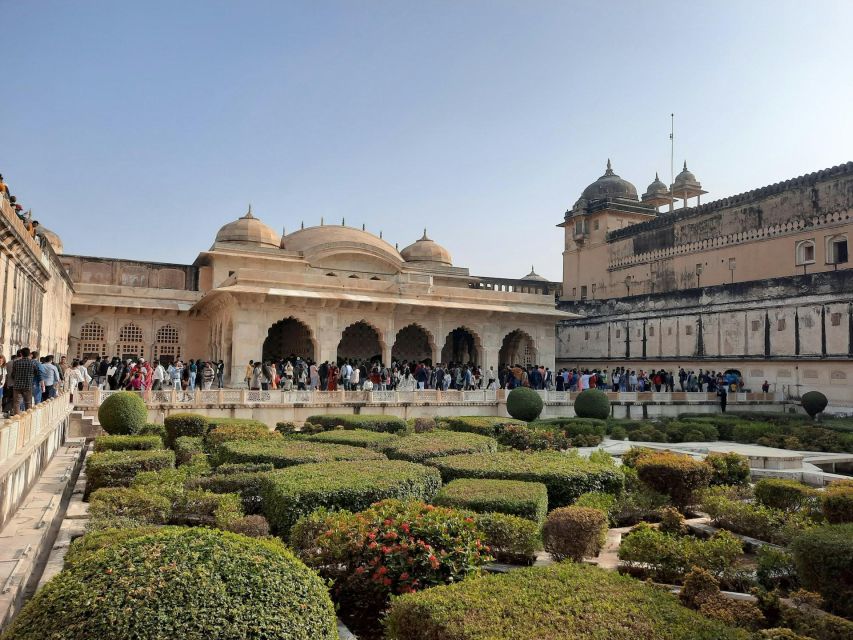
[118,323,145,359]
[154,324,181,364]
[522,344,535,366]
[78,321,107,357]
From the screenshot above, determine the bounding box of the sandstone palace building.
[556,160,853,406]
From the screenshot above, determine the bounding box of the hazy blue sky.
[3,1,852,280]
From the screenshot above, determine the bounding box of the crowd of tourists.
[84,356,226,392]
[0,348,88,416]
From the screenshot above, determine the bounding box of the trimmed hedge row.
[305,414,408,433]
[261,460,441,536]
[164,413,209,446]
[434,478,548,523]
[303,428,400,449]
[214,439,386,468]
[437,416,526,438]
[473,511,541,565]
[3,528,338,640]
[188,471,269,515]
[384,561,748,639]
[173,436,205,466]
[428,451,624,508]
[93,435,163,452]
[84,449,175,498]
[381,430,498,463]
[205,422,275,449]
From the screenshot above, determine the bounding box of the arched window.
[826,234,848,265]
[78,321,107,359]
[118,322,145,359]
[795,240,815,266]
[154,324,181,365]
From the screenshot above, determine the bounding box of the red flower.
[399,572,409,581]
[428,555,440,569]
[383,577,393,586]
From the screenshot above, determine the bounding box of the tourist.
[168,361,183,391]
[42,355,61,399]
[245,360,254,388]
[12,348,38,415]
[718,384,728,413]
[129,370,144,391]
[762,380,770,393]
[326,362,338,391]
[151,360,165,390]
[201,361,215,390]
[309,362,319,390]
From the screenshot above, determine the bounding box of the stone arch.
[392,323,435,365]
[263,317,316,362]
[441,326,482,366]
[337,320,384,364]
[78,320,107,359]
[117,322,145,359]
[499,329,537,367]
[154,323,181,365]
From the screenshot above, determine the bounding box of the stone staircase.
[68,411,104,439]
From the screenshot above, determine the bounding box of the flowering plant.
[290,499,491,615]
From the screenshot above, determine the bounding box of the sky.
[3,1,853,281]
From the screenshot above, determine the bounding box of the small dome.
[38,226,63,254]
[673,161,702,190]
[578,159,639,203]
[214,206,280,248]
[400,230,452,266]
[521,265,547,282]
[643,172,669,198]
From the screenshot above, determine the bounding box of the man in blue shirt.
[42,355,61,399]
[32,351,46,404]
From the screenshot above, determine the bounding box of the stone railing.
[72,388,780,408]
[0,394,73,467]
[608,208,851,270]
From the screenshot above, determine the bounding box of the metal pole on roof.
[669,113,674,213]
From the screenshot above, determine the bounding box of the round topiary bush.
[573,389,610,420]
[97,391,148,435]
[2,527,338,640]
[506,387,544,422]
[790,523,853,618]
[801,391,828,419]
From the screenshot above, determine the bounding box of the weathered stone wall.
[59,255,198,291]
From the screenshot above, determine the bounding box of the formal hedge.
[131,422,167,439]
[2,528,338,640]
[433,478,548,523]
[383,561,749,639]
[216,462,275,475]
[206,417,269,430]
[214,439,386,468]
[304,428,400,449]
[205,422,276,449]
[163,412,210,446]
[97,392,148,435]
[187,471,269,515]
[573,389,611,420]
[169,489,243,528]
[473,511,541,565]
[304,413,408,433]
[754,479,818,513]
[87,487,172,528]
[790,523,853,618]
[506,387,544,421]
[93,435,163,452]
[63,526,183,569]
[437,416,526,438]
[381,430,498,463]
[531,417,607,436]
[822,480,853,523]
[173,436,205,466]
[634,451,712,510]
[543,506,608,562]
[84,449,175,498]
[429,451,624,508]
[261,460,441,536]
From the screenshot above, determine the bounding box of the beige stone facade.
[557,161,853,407]
[62,211,566,383]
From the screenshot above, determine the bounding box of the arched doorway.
[263,317,316,362]
[391,324,433,365]
[499,330,537,367]
[441,327,481,365]
[337,321,383,364]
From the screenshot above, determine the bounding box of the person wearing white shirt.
[152,360,166,390]
[579,373,590,390]
[350,367,360,390]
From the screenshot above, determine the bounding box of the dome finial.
[683,160,688,170]
[655,171,659,180]
[604,158,615,176]
[243,204,254,219]
[421,228,429,241]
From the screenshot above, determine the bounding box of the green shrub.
[437,416,526,437]
[506,387,544,421]
[163,412,209,446]
[93,435,163,452]
[383,561,749,640]
[87,487,171,528]
[678,567,766,630]
[496,423,572,450]
[290,499,490,621]
[620,445,657,468]
[701,487,813,545]
[206,417,268,429]
[170,489,243,528]
[706,451,751,486]
[223,514,271,538]
[790,523,853,618]
[474,511,541,565]
[433,479,548,523]
[2,528,338,640]
[173,436,205,465]
[64,526,183,569]
[262,460,441,536]
[610,467,671,526]
[754,479,819,513]
[130,422,167,439]
[188,471,269,515]
[411,417,437,433]
[659,506,686,535]
[822,480,853,523]
[573,389,610,420]
[756,546,799,591]
[304,413,408,433]
[97,391,148,435]
[610,425,628,440]
[84,449,175,498]
[535,417,608,432]
[574,491,617,521]
[215,461,275,474]
[618,522,744,583]
[429,450,624,509]
[214,439,386,468]
[382,430,497,463]
[543,506,608,562]
[634,451,712,510]
[801,391,828,418]
[775,600,853,640]
[274,420,297,434]
[205,422,276,450]
[304,428,399,449]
